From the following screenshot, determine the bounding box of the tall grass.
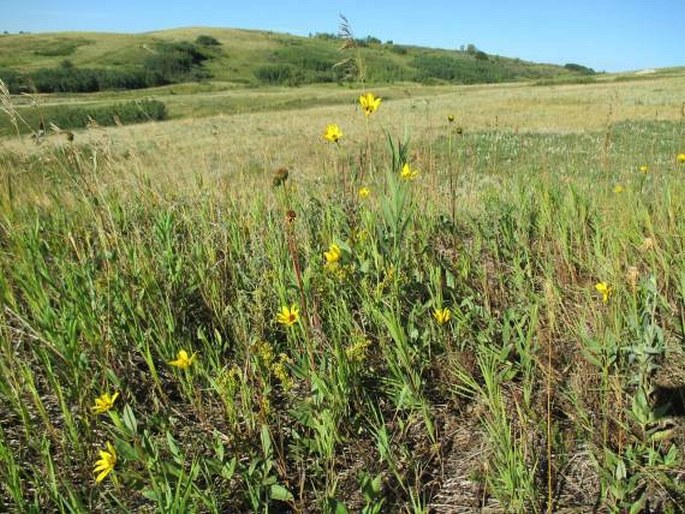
[0,77,684,513]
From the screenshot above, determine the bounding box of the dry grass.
[4,72,684,188]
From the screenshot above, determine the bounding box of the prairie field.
[1,69,685,513]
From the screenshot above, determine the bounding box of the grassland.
[0,27,572,83]
[1,65,685,513]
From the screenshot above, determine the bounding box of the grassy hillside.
[0,26,589,91]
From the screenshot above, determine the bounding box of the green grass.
[1,69,685,513]
[0,26,588,88]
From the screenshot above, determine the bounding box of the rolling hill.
[0,26,594,92]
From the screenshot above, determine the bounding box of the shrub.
[254,64,299,85]
[564,63,596,75]
[195,35,221,47]
[3,99,168,135]
[143,42,211,84]
[0,40,214,94]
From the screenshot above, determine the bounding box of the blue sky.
[1,0,682,72]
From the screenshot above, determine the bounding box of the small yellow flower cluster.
[373,265,396,297]
[677,153,685,164]
[639,164,649,173]
[400,163,419,181]
[259,395,271,415]
[613,184,624,194]
[345,336,371,363]
[271,353,293,390]
[255,340,275,368]
[217,364,241,393]
[358,187,371,199]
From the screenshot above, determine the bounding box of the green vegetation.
[0,68,684,512]
[0,39,214,94]
[6,99,168,135]
[0,27,592,93]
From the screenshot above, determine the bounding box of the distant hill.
[0,27,596,93]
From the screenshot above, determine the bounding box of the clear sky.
[1,0,682,72]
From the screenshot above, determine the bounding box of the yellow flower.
[595,282,612,304]
[324,243,341,265]
[678,153,685,164]
[639,164,649,173]
[323,124,343,143]
[447,114,455,123]
[433,307,451,325]
[169,349,197,369]
[93,442,117,483]
[276,305,299,327]
[358,187,370,199]
[91,392,119,415]
[613,184,624,193]
[400,163,419,181]
[359,92,381,117]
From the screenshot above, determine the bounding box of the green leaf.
[115,440,138,461]
[260,424,272,458]
[166,432,181,459]
[328,498,349,514]
[269,484,294,502]
[122,404,137,435]
[221,456,237,480]
[629,495,646,514]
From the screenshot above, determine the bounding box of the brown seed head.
[272,167,289,187]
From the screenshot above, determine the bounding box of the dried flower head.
[272,167,289,187]
[626,266,639,291]
[639,237,654,252]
